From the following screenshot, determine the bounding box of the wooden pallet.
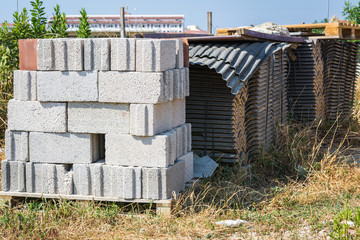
[0,191,174,215]
[283,22,360,39]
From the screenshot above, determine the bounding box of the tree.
[76,8,91,38]
[49,4,68,38]
[343,1,360,24]
[30,0,47,38]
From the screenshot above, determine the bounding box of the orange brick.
[182,38,189,67]
[19,39,38,71]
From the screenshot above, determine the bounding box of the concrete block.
[130,102,173,136]
[26,162,34,192]
[182,38,190,68]
[111,38,136,71]
[68,102,130,134]
[160,129,177,166]
[185,67,190,96]
[7,100,67,133]
[73,164,91,195]
[136,39,176,72]
[1,161,26,192]
[106,131,176,167]
[165,70,174,101]
[173,69,181,100]
[103,165,124,198]
[175,39,184,69]
[37,39,55,70]
[84,39,110,70]
[174,125,184,159]
[178,152,194,183]
[99,71,169,104]
[53,39,84,71]
[29,132,100,164]
[172,98,186,128]
[142,160,185,200]
[19,39,38,71]
[89,164,103,196]
[5,130,29,162]
[56,165,73,195]
[46,164,57,194]
[1,160,9,191]
[37,71,98,102]
[13,70,37,101]
[123,167,142,199]
[185,123,192,152]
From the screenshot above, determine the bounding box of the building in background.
[48,14,185,37]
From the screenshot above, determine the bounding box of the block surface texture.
[68,102,130,134]
[37,71,98,102]
[99,71,169,103]
[84,39,110,70]
[29,132,99,164]
[105,131,177,167]
[136,39,176,72]
[178,152,194,183]
[5,130,29,161]
[7,100,67,132]
[111,38,136,71]
[13,70,37,101]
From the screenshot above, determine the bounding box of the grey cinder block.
[105,131,176,168]
[99,71,169,104]
[53,39,84,71]
[174,125,184,159]
[26,162,34,192]
[5,130,29,162]
[111,38,136,71]
[68,102,130,134]
[178,152,194,183]
[1,160,10,191]
[136,39,176,72]
[90,164,103,196]
[103,165,124,198]
[175,39,184,69]
[37,71,98,102]
[29,132,100,164]
[164,70,174,101]
[123,167,142,199]
[173,69,181,100]
[84,39,110,70]
[7,100,67,133]
[73,164,91,195]
[185,67,190,97]
[185,123,192,152]
[130,102,173,137]
[172,98,186,128]
[160,129,177,166]
[142,160,185,200]
[46,164,56,194]
[56,165,73,195]
[37,39,55,70]
[13,70,37,101]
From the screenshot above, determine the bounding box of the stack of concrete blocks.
[1,38,193,201]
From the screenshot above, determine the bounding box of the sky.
[0,0,358,31]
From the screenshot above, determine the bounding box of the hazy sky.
[0,0,358,31]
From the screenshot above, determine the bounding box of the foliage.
[49,4,68,38]
[330,202,360,239]
[312,18,328,34]
[76,8,91,38]
[30,0,47,38]
[343,1,360,24]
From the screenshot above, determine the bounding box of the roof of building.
[189,41,292,95]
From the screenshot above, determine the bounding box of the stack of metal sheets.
[322,40,358,122]
[246,51,288,158]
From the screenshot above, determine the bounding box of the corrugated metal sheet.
[189,42,292,94]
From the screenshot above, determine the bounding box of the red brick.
[19,39,38,71]
[182,38,189,67]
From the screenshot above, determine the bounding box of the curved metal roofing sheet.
[189,42,291,94]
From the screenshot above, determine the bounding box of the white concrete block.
[130,102,173,136]
[29,132,100,164]
[164,70,174,101]
[13,70,37,101]
[37,71,98,102]
[99,71,169,104]
[175,39,184,69]
[56,165,73,195]
[84,39,110,70]
[142,160,185,200]
[1,160,9,191]
[160,129,177,166]
[73,164,90,195]
[136,39,176,72]
[37,39,55,70]
[173,69,181,99]
[179,68,186,99]
[185,123,192,152]
[90,164,104,196]
[66,39,84,71]
[54,39,66,70]
[26,162,34,192]
[111,38,136,71]
[174,125,184,159]
[103,165,124,198]
[172,98,186,128]
[5,130,29,162]
[105,131,176,167]
[46,164,56,194]
[123,167,142,199]
[68,102,130,134]
[178,152,194,183]
[1,161,26,192]
[8,100,67,133]
[185,67,190,97]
